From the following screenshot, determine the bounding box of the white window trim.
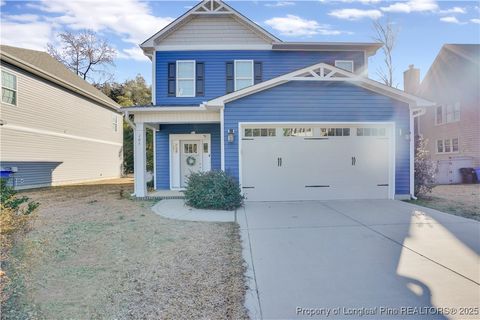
[436,138,460,154]
[112,115,118,132]
[435,104,460,126]
[334,60,354,73]
[176,60,196,98]
[234,60,254,91]
[1,69,18,106]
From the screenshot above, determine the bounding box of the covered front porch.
[124,106,222,197]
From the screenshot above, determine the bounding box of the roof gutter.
[0,53,121,113]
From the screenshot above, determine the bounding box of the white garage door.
[241,124,392,201]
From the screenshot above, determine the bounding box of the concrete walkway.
[152,199,235,222]
[238,200,480,320]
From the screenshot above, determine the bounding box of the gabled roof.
[204,62,434,108]
[140,0,280,54]
[0,45,120,112]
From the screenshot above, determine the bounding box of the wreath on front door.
[186,156,196,166]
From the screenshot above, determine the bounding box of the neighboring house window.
[335,60,354,73]
[437,138,459,153]
[1,70,17,106]
[234,60,254,91]
[176,60,195,97]
[435,103,460,125]
[112,115,118,132]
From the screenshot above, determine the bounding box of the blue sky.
[1,0,479,88]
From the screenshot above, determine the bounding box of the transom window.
[357,128,386,137]
[437,138,459,153]
[436,103,460,125]
[234,60,253,91]
[1,70,17,106]
[320,128,351,137]
[283,128,313,137]
[244,128,276,137]
[184,143,198,154]
[334,60,354,73]
[176,61,195,97]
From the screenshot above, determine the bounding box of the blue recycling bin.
[0,169,15,187]
[475,168,480,183]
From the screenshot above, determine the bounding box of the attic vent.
[194,0,228,13]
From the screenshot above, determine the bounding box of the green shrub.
[414,137,436,197]
[184,171,243,210]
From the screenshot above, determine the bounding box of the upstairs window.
[176,60,195,97]
[436,103,460,125]
[335,60,354,73]
[234,60,253,91]
[1,70,17,106]
[112,115,118,132]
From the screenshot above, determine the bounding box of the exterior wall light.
[228,129,235,143]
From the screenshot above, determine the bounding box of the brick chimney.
[403,64,420,94]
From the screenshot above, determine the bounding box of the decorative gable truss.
[204,62,434,109]
[193,0,230,13]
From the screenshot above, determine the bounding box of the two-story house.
[0,45,123,189]
[125,0,433,200]
[405,44,479,184]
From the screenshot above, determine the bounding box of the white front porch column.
[134,122,147,197]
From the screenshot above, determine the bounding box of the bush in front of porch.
[184,171,243,211]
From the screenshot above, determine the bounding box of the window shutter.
[168,62,176,96]
[196,62,205,96]
[226,61,234,94]
[254,62,262,84]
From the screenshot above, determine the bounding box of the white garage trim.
[238,121,396,200]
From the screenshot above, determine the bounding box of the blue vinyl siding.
[155,50,365,105]
[155,123,221,189]
[223,81,411,195]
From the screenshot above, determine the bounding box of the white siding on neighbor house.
[157,15,270,47]
[0,63,123,188]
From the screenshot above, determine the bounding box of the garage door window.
[244,128,276,137]
[283,128,313,137]
[357,128,386,137]
[320,128,350,136]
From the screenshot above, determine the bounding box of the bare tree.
[47,30,116,82]
[372,18,398,87]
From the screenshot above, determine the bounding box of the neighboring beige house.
[404,44,480,184]
[0,45,123,189]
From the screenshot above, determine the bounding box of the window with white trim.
[112,115,118,132]
[234,60,253,91]
[437,138,459,153]
[435,103,460,125]
[334,60,354,73]
[1,70,17,106]
[176,60,195,97]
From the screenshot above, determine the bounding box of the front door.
[180,140,203,187]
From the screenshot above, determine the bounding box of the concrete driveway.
[237,200,480,320]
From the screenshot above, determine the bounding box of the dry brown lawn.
[2,181,248,320]
[407,184,480,221]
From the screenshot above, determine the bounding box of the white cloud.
[381,0,438,13]
[471,18,480,24]
[440,16,460,24]
[0,19,53,50]
[28,0,173,45]
[265,15,348,36]
[439,7,466,15]
[265,1,295,7]
[117,46,150,62]
[329,8,382,20]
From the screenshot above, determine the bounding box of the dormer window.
[335,60,354,73]
[176,60,196,97]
